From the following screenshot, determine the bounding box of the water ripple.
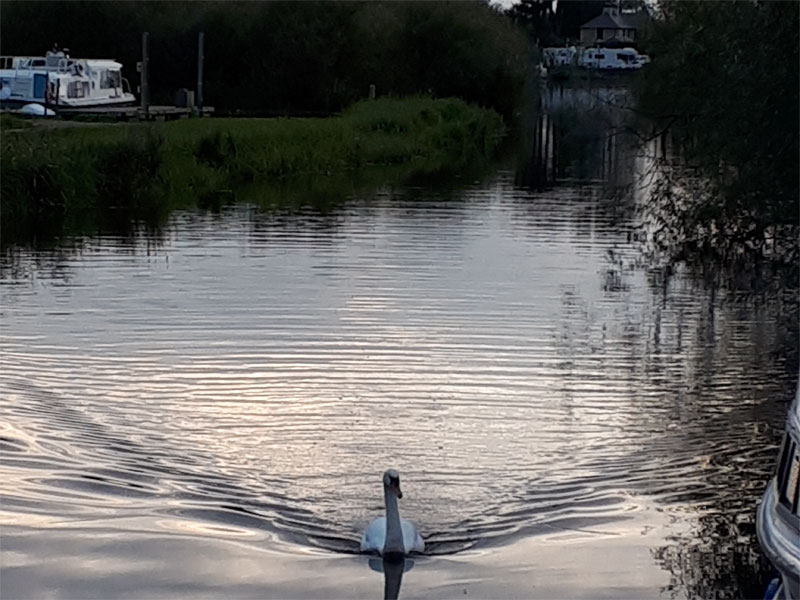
[0,176,796,562]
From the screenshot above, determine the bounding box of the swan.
[361,469,424,557]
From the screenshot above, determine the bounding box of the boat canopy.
[86,60,123,70]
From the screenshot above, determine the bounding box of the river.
[1,84,797,599]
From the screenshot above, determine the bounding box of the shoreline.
[1,97,505,246]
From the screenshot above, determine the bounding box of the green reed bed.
[1,97,504,244]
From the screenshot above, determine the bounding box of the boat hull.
[1,97,136,110]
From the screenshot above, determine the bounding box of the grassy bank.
[0,97,504,244]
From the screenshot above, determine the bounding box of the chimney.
[603,1,620,17]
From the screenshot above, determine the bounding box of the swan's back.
[401,519,425,553]
[361,517,424,554]
[361,516,386,552]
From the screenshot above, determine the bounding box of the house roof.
[580,12,635,30]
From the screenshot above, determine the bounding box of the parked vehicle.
[0,48,134,109]
[542,47,578,68]
[757,384,800,599]
[578,47,649,71]
[540,46,649,75]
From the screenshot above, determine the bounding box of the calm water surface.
[1,88,798,599]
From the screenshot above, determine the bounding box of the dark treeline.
[636,1,799,266]
[0,1,531,117]
[505,0,648,47]
[506,0,602,46]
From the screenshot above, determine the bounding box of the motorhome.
[578,47,649,71]
[542,47,578,68]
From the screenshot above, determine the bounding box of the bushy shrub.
[635,1,798,265]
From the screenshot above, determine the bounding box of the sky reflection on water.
[1,85,798,599]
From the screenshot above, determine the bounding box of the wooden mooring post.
[140,32,150,117]
[197,32,205,117]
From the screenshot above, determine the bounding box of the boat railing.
[0,56,75,73]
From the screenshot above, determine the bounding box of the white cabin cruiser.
[0,49,135,109]
[757,383,800,599]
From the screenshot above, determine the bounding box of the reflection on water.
[1,84,797,599]
[368,557,413,600]
[518,82,642,193]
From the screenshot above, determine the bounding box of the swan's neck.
[383,486,404,554]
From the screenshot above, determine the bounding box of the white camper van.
[578,47,649,71]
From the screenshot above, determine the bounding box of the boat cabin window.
[100,70,121,89]
[596,53,605,59]
[67,80,89,98]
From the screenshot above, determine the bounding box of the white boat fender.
[20,103,55,117]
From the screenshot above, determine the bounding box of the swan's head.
[383,469,403,499]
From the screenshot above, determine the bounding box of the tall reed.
[1,97,504,245]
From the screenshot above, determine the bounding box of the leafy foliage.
[635,1,799,266]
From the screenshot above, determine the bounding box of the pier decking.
[54,105,213,121]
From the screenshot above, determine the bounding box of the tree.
[636,0,799,264]
[0,1,531,117]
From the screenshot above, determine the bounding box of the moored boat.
[0,48,135,110]
[757,383,800,599]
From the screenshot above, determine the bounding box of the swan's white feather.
[361,516,424,554]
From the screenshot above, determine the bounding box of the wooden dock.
[55,105,213,121]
